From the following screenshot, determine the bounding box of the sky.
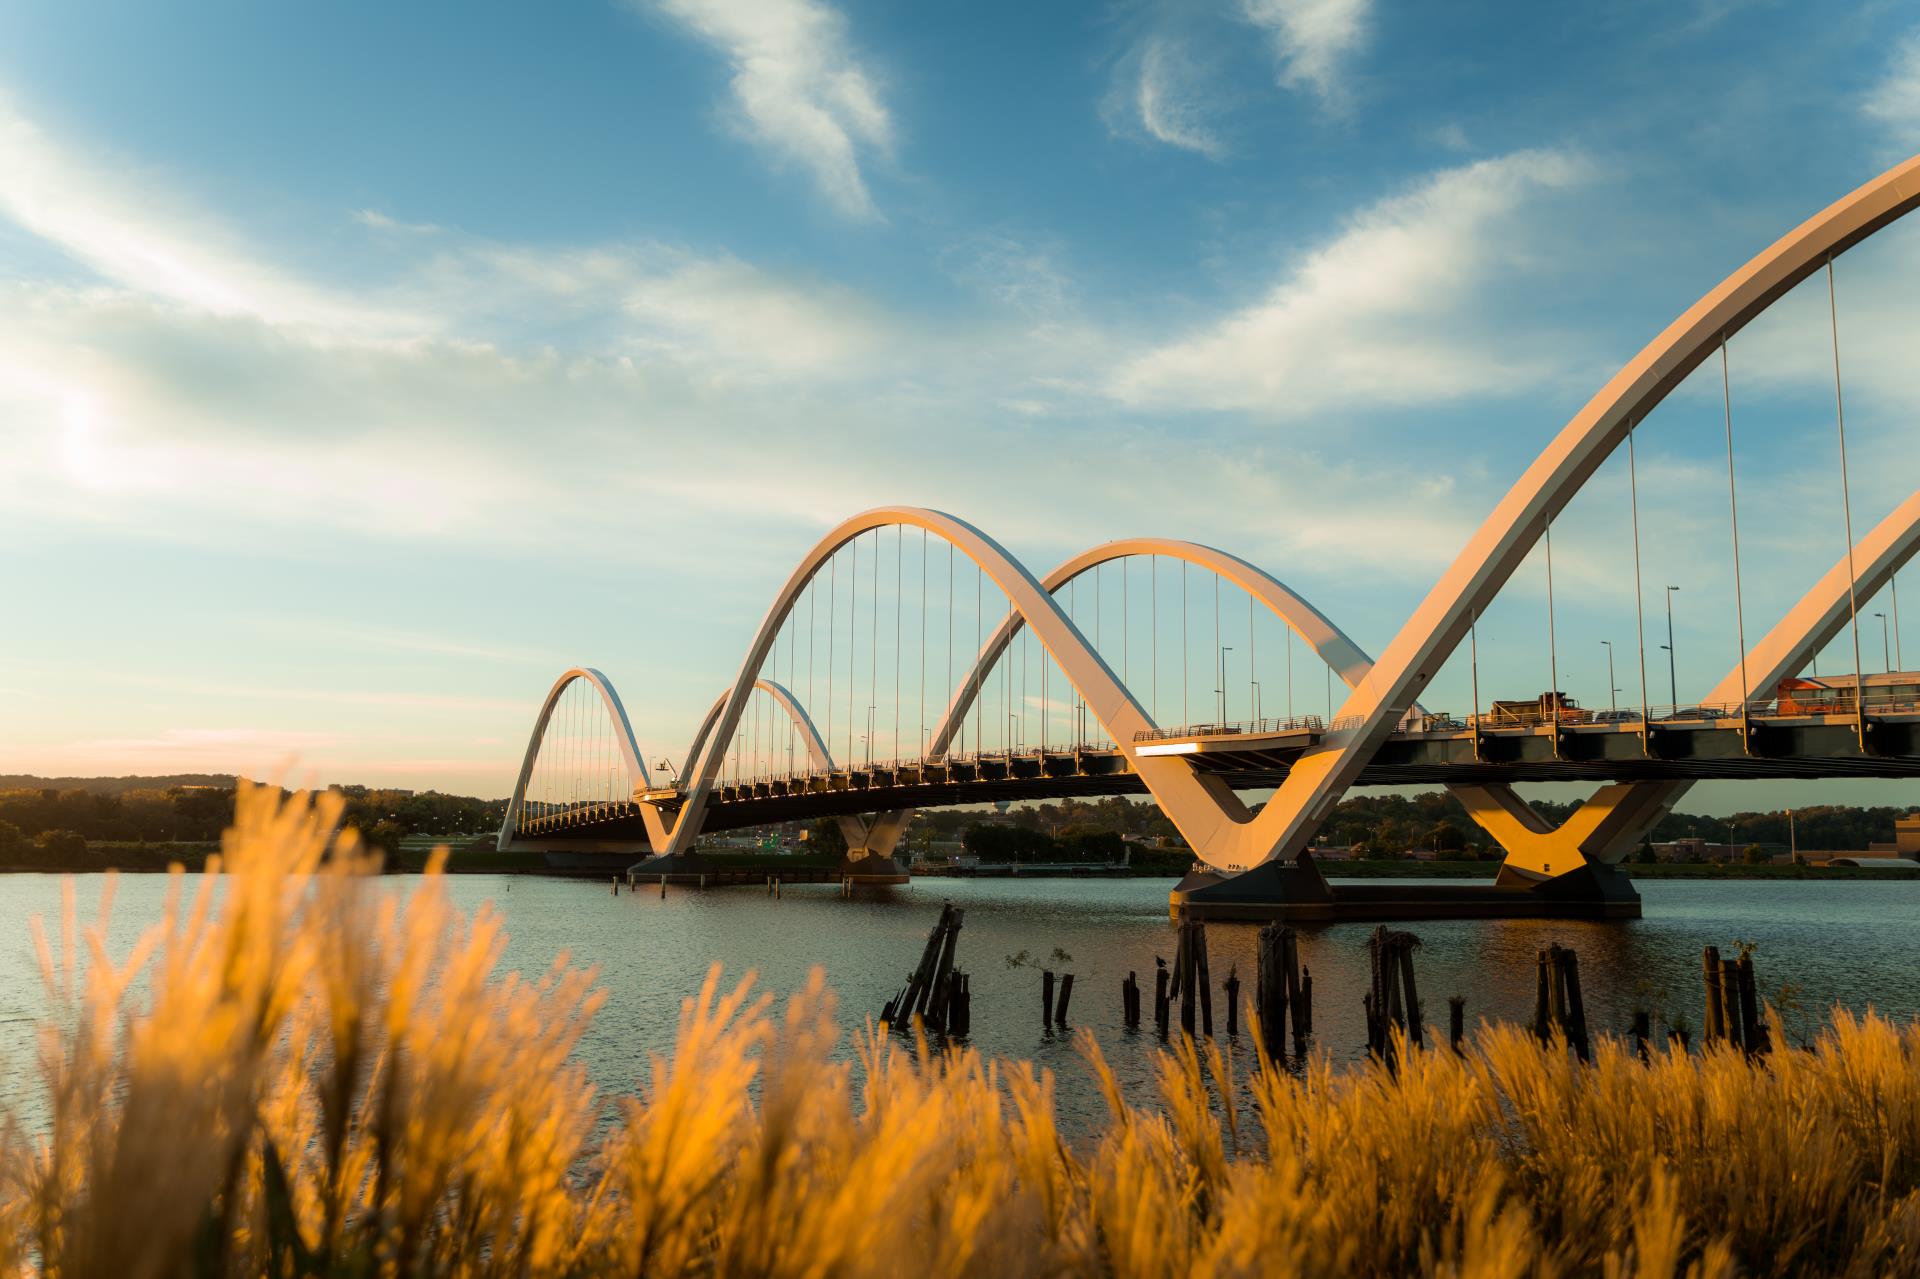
[2,0,1918,818]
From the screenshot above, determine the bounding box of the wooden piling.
[1737,952,1768,1055]
[1042,969,1056,1028]
[1556,946,1590,1061]
[1397,943,1423,1049]
[1449,995,1465,1054]
[1056,973,1075,1026]
[1632,1011,1651,1063]
[1194,922,1214,1037]
[1224,967,1240,1038]
[1702,945,1726,1042]
[1533,949,1552,1042]
[948,972,971,1036]
[1719,959,1745,1053]
[1282,930,1306,1044]
[925,907,965,1031]
[1122,972,1140,1029]
[1154,958,1170,1038]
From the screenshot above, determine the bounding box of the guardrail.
[1131,715,1326,743]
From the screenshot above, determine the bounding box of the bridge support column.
[1450,780,1683,884]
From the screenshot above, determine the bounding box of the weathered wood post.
[1256,925,1285,1060]
[1056,973,1075,1026]
[1719,958,1745,1053]
[1533,949,1553,1042]
[1298,965,1313,1039]
[1702,945,1726,1042]
[1176,923,1197,1037]
[1556,946,1590,1061]
[949,972,971,1036]
[1397,939,1424,1049]
[1449,995,1465,1054]
[1194,922,1214,1037]
[1042,969,1056,1028]
[1154,957,1170,1038]
[1632,1011,1651,1063]
[1123,971,1140,1028]
[926,907,965,1031]
[1736,952,1768,1055]
[1224,966,1240,1038]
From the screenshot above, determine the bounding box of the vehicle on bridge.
[1477,692,1590,729]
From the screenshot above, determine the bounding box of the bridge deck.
[512,709,1920,841]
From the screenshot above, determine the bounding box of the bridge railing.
[1131,715,1327,743]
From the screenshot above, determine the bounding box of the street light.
[1664,586,1681,709]
[1600,640,1619,716]
[1252,679,1263,725]
[1216,646,1234,725]
[1874,612,1890,673]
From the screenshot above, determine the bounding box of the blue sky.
[2,0,1917,817]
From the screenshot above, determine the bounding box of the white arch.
[497,667,648,851]
[680,677,872,853]
[1458,488,1920,877]
[858,537,1385,859]
[653,508,1258,862]
[1244,151,1920,869]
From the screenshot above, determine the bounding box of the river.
[3,873,1915,1129]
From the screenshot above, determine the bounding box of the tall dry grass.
[4,784,1920,1276]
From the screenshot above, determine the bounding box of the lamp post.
[1664,586,1681,709]
[1874,612,1890,673]
[1601,640,1619,716]
[1252,679,1263,725]
[1217,646,1234,725]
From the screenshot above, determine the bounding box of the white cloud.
[1109,149,1592,415]
[1134,37,1225,159]
[1240,0,1370,108]
[644,0,893,220]
[0,90,413,334]
[354,208,441,235]
[1863,30,1920,145]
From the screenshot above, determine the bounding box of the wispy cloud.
[354,208,442,235]
[643,0,893,220]
[1133,37,1225,159]
[1109,149,1592,415]
[1239,0,1371,109]
[1862,29,1920,146]
[0,89,413,333]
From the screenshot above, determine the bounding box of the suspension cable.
[1629,418,1650,734]
[1828,257,1867,740]
[1722,339,1751,724]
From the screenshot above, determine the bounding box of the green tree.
[0,818,24,862]
[806,817,848,856]
[1743,844,1769,866]
[34,828,88,865]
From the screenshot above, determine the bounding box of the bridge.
[499,153,1920,921]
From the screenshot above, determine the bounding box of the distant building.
[1774,671,1920,715]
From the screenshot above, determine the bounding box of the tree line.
[0,783,507,869]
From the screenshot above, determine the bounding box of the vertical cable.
[827,553,836,767]
[894,526,902,763]
[1152,557,1159,726]
[1213,571,1221,724]
[947,540,955,752]
[1721,340,1751,722]
[920,529,927,757]
[1248,587,1256,724]
[975,561,983,755]
[1828,258,1867,738]
[1628,419,1650,735]
[870,529,879,764]
[849,535,859,767]
[1545,523,1560,725]
[1894,574,1904,670]
[1182,560,1189,729]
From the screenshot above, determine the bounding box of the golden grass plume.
[5,783,1920,1277]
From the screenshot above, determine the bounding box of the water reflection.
[2,873,1915,1130]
